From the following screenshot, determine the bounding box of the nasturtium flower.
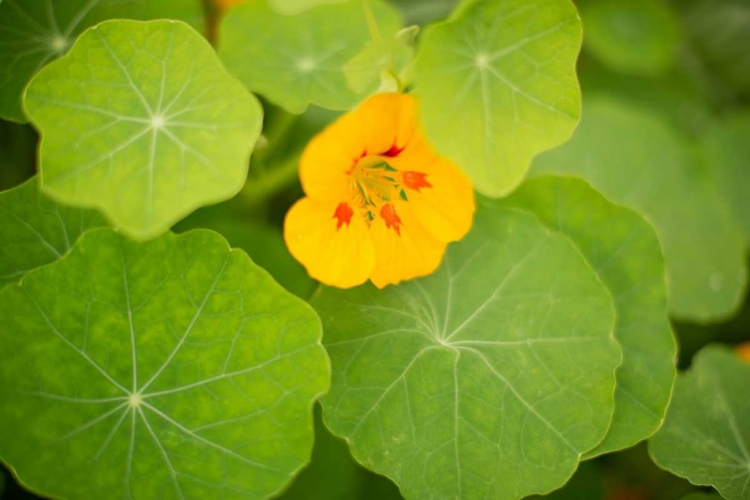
[284,93,474,289]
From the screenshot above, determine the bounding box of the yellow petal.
[369,201,445,288]
[355,93,418,156]
[284,198,375,288]
[390,132,475,243]
[299,112,362,202]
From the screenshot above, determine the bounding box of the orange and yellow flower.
[283,93,474,289]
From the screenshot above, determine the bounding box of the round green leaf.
[0,0,203,123]
[579,0,682,76]
[0,228,329,499]
[415,0,582,197]
[532,96,748,322]
[701,112,750,243]
[24,19,263,241]
[497,176,676,456]
[314,207,622,500]
[649,345,750,500]
[219,0,401,114]
[0,176,106,289]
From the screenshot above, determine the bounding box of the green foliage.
[276,404,403,500]
[579,57,715,138]
[0,228,329,499]
[1,1,749,499]
[701,112,750,243]
[268,0,347,16]
[680,494,724,500]
[532,96,748,322]
[174,204,316,300]
[649,346,750,500]
[497,176,676,456]
[0,177,106,289]
[0,121,36,191]
[579,0,682,76]
[678,0,750,98]
[530,461,603,500]
[314,205,622,500]
[219,0,401,114]
[416,0,582,197]
[0,0,203,123]
[24,20,263,240]
[344,26,418,93]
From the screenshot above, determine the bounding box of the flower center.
[349,154,409,222]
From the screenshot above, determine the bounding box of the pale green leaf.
[497,176,675,456]
[415,0,582,197]
[219,0,401,114]
[314,207,621,500]
[649,345,750,500]
[579,0,682,76]
[0,0,204,123]
[0,228,329,499]
[344,26,418,93]
[24,20,263,240]
[701,112,750,243]
[532,96,748,322]
[0,176,106,289]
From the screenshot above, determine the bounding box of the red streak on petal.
[402,171,432,192]
[384,144,403,157]
[380,203,401,235]
[333,202,354,230]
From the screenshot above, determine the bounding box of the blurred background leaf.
[0,121,36,191]
[577,0,682,76]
